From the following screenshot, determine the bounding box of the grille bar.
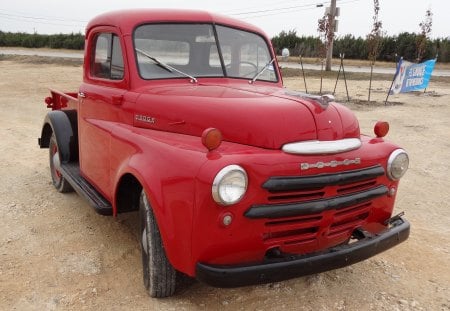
[245,185,388,219]
[262,165,385,193]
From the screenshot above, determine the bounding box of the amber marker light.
[374,121,389,138]
[202,128,222,151]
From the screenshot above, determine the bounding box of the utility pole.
[325,0,337,71]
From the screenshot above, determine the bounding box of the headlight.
[212,165,248,206]
[387,149,409,180]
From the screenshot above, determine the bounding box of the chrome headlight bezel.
[387,149,409,180]
[212,165,248,206]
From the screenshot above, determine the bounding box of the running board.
[60,163,113,216]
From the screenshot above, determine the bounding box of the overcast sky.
[0,0,448,39]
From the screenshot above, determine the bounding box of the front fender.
[110,126,209,275]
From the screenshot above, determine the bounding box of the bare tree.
[317,9,334,71]
[317,14,331,93]
[367,0,383,102]
[416,9,433,62]
[317,15,330,58]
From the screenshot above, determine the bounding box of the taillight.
[44,96,53,107]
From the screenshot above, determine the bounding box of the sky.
[0,0,448,39]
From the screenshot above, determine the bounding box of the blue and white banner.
[390,58,436,94]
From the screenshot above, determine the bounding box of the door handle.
[78,92,86,98]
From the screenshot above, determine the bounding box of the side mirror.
[281,48,290,61]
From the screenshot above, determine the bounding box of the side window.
[92,33,124,80]
[93,34,109,78]
[111,36,124,79]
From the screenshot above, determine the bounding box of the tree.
[271,29,299,55]
[367,0,383,64]
[367,0,383,102]
[416,9,433,62]
[317,15,331,93]
[317,7,334,71]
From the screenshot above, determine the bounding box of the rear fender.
[39,110,78,163]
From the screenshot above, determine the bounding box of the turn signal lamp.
[202,128,222,151]
[374,121,389,138]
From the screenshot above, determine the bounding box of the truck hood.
[134,83,360,149]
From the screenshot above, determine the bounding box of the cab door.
[78,30,127,200]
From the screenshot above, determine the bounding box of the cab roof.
[86,9,266,37]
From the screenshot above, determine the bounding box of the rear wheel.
[139,190,176,297]
[49,133,73,193]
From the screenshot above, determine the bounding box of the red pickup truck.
[38,9,410,297]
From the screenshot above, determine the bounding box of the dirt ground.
[0,58,449,311]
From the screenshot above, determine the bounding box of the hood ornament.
[284,90,335,109]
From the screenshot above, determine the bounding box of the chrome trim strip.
[282,138,362,155]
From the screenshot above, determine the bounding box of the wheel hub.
[142,228,148,254]
[52,152,61,169]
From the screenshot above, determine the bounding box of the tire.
[49,133,73,193]
[139,190,176,298]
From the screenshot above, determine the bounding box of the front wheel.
[139,190,176,298]
[49,133,73,193]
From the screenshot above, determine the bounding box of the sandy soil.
[0,58,449,311]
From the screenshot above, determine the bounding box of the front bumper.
[196,217,410,287]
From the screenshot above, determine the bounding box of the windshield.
[134,23,277,82]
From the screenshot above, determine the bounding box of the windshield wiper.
[249,58,276,84]
[136,48,198,83]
